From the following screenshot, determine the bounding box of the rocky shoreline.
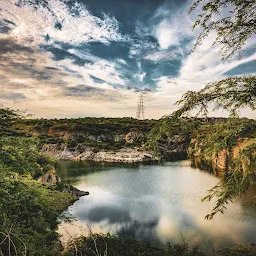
[41,144,159,163]
[37,169,89,198]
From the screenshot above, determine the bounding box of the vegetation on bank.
[0,175,74,256]
[0,110,75,255]
[2,112,157,151]
[1,108,255,255]
[1,0,256,249]
[0,136,56,178]
[21,117,156,135]
[189,119,256,219]
[63,233,205,256]
[63,233,256,256]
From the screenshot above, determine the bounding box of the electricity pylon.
[136,93,145,120]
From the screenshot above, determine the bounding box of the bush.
[63,233,206,256]
[0,175,74,256]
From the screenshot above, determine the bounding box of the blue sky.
[0,0,255,118]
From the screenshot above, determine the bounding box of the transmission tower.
[136,93,145,120]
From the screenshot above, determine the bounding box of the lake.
[56,160,256,253]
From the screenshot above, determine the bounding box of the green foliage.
[0,108,27,137]
[217,244,256,256]
[3,112,157,151]
[146,117,208,155]
[0,175,74,256]
[201,140,256,219]
[63,233,206,256]
[0,108,75,255]
[0,136,55,177]
[22,117,156,136]
[190,0,256,60]
[190,118,256,156]
[63,233,256,256]
[0,108,21,123]
[172,76,256,118]
[189,119,256,219]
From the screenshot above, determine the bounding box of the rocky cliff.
[41,144,157,163]
[39,131,190,163]
[158,135,189,160]
[189,138,256,175]
[37,168,89,198]
[37,169,61,184]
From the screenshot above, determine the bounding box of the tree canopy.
[172,75,256,118]
[190,0,256,60]
[166,0,256,219]
[172,0,256,120]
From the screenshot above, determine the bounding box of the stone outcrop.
[37,169,89,198]
[40,133,189,163]
[158,135,189,160]
[189,138,256,173]
[212,149,229,171]
[63,185,89,197]
[37,169,61,185]
[125,132,137,144]
[41,144,157,163]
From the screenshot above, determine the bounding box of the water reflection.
[57,160,256,253]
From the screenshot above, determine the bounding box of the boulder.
[125,132,137,144]
[37,169,61,185]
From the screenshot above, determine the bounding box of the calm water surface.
[57,160,256,252]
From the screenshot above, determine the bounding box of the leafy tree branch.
[190,0,256,60]
[172,75,256,118]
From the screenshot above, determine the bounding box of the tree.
[172,0,256,119]
[0,108,29,137]
[172,75,256,118]
[168,0,256,219]
[0,108,22,127]
[189,0,256,60]
[0,108,54,177]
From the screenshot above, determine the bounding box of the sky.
[0,0,255,119]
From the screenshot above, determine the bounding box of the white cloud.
[83,60,127,86]
[138,72,146,82]
[155,20,179,49]
[152,3,194,50]
[117,59,127,65]
[129,41,157,58]
[144,48,181,62]
[134,62,147,83]
[67,48,102,63]
[179,36,256,84]
[1,0,128,45]
[53,57,127,88]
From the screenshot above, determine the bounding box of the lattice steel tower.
[136,93,145,120]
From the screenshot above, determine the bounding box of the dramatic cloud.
[0,91,26,100]
[0,0,255,118]
[1,0,128,45]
